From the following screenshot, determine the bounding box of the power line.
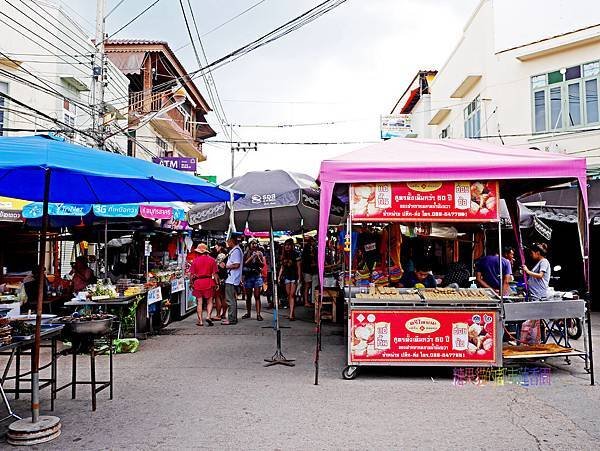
[105,0,128,19]
[103,0,349,107]
[173,0,268,52]
[16,0,94,57]
[179,0,231,142]
[103,0,162,43]
[0,91,96,140]
[0,53,94,114]
[0,12,90,78]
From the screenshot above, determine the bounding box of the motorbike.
[546,266,583,341]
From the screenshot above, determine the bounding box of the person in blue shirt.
[399,260,437,288]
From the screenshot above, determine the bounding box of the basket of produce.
[52,314,115,336]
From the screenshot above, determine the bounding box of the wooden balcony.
[129,90,199,140]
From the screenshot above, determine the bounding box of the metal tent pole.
[31,168,51,423]
[104,219,108,279]
[264,208,295,367]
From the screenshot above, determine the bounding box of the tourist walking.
[222,233,244,325]
[189,243,218,327]
[212,242,228,320]
[278,238,302,321]
[242,239,265,321]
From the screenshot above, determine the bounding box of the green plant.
[120,298,140,337]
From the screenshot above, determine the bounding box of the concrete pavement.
[0,305,599,450]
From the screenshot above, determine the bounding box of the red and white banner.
[350,310,498,364]
[350,181,500,222]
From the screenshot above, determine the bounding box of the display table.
[502,299,590,370]
[0,325,64,422]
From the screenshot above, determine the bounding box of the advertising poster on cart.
[350,181,500,222]
[350,310,499,365]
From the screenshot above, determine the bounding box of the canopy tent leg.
[264,208,295,367]
[577,184,594,385]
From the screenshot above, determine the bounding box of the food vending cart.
[342,180,504,379]
[315,138,594,384]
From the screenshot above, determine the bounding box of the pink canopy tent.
[314,138,592,385]
[317,138,589,288]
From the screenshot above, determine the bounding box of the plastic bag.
[113,338,139,353]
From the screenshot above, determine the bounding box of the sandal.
[210,317,221,321]
[206,319,214,327]
[257,314,263,321]
[196,322,203,326]
[241,313,251,319]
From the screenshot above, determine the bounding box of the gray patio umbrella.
[188,170,344,231]
[189,170,344,367]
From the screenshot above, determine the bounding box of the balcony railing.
[128,90,197,140]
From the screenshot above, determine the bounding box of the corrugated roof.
[105,39,168,46]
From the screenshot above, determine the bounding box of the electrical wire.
[0,53,94,114]
[103,0,349,106]
[17,0,95,57]
[0,13,90,78]
[0,91,96,139]
[106,0,128,19]
[173,0,268,52]
[102,0,162,44]
[180,0,236,143]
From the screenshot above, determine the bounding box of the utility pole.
[230,122,234,178]
[94,0,107,149]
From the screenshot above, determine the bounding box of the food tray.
[419,288,496,302]
[355,293,422,301]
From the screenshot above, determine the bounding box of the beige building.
[392,0,600,168]
[105,40,215,164]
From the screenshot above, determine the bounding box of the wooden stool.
[314,288,337,322]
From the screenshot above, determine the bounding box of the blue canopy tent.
[0,135,241,425]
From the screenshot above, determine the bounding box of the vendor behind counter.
[399,260,437,288]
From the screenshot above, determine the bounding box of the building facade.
[0,0,129,151]
[392,0,600,168]
[105,40,215,164]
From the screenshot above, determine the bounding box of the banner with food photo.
[350,310,499,365]
[350,181,500,222]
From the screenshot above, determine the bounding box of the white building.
[392,0,600,168]
[0,0,129,151]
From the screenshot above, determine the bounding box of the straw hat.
[195,243,209,254]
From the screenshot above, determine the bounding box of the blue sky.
[66,0,479,181]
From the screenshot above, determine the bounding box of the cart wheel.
[342,366,359,380]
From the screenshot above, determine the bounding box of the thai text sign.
[350,310,499,365]
[152,157,197,172]
[171,278,185,293]
[350,181,500,222]
[380,114,412,139]
[147,287,162,305]
[140,205,172,220]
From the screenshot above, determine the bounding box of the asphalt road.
[1,305,599,450]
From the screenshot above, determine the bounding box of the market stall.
[0,134,241,433]
[316,138,594,384]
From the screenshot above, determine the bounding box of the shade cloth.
[317,138,589,288]
[522,179,600,224]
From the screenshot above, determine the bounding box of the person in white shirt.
[221,233,243,325]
